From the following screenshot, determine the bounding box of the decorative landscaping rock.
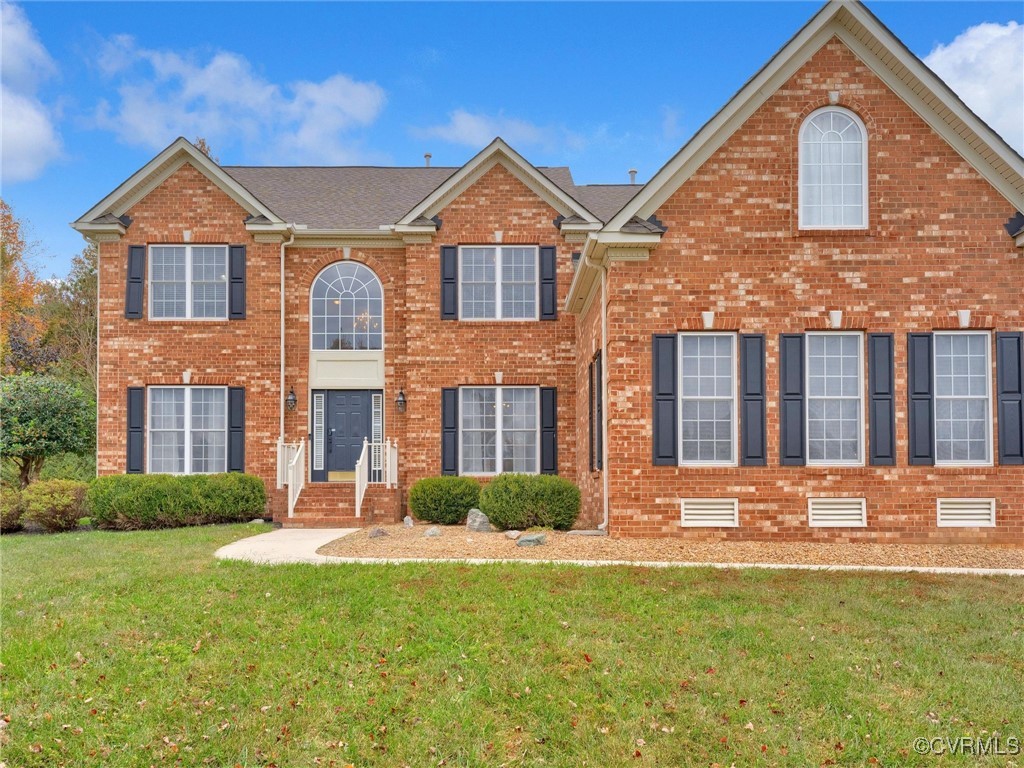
[516,533,547,547]
[368,527,388,539]
[505,530,522,540]
[466,508,494,533]
[250,518,265,525]
[423,526,442,538]
[566,529,608,537]
[403,515,414,527]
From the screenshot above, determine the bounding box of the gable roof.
[396,137,602,227]
[72,137,283,230]
[606,0,1024,230]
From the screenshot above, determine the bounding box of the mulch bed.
[316,524,1024,570]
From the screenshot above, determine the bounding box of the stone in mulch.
[517,532,547,547]
[466,508,494,533]
[403,515,414,528]
[423,526,441,538]
[505,530,522,540]
[368,527,389,539]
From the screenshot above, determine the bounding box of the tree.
[194,137,219,163]
[0,199,44,372]
[0,375,94,488]
[39,243,98,390]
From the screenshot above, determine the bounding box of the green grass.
[1,525,1021,767]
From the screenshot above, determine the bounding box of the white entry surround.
[309,350,385,389]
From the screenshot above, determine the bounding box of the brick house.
[74,1,1024,543]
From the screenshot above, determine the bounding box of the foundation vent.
[936,498,996,527]
[680,498,739,528]
[807,497,867,527]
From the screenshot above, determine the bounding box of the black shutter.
[997,332,1024,465]
[126,387,145,473]
[907,333,935,465]
[740,334,767,466]
[125,245,145,319]
[227,387,245,472]
[441,388,458,474]
[588,359,596,471]
[228,245,246,319]
[440,246,458,319]
[868,334,896,465]
[779,334,806,466]
[539,246,557,320]
[540,387,558,474]
[652,335,678,465]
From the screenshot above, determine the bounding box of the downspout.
[583,249,610,531]
[279,227,296,445]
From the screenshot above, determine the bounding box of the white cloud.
[0,1,62,183]
[92,36,387,164]
[924,21,1024,153]
[412,109,587,153]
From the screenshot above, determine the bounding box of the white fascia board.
[397,137,601,226]
[74,137,284,227]
[606,0,1024,230]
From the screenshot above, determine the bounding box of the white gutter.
[279,227,296,444]
[583,246,610,531]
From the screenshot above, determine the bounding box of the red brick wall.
[602,38,1023,543]
[96,163,285,514]
[575,285,605,529]
[401,164,579,492]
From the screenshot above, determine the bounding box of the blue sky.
[3,1,1022,277]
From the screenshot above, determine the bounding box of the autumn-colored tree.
[39,243,98,390]
[0,199,45,373]
[194,136,219,163]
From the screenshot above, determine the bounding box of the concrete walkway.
[215,528,358,564]
[215,528,1023,575]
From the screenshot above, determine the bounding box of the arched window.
[799,107,867,229]
[311,262,383,350]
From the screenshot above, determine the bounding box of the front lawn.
[1,525,1021,766]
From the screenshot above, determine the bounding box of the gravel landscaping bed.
[316,524,1024,570]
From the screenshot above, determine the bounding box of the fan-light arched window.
[311,262,383,350]
[799,107,867,229]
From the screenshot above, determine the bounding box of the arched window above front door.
[310,262,383,350]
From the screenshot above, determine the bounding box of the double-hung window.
[149,386,227,474]
[460,386,539,474]
[679,333,737,465]
[459,246,538,320]
[934,332,991,465]
[806,332,863,465]
[150,245,228,319]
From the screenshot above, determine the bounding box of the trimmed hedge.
[21,479,89,533]
[408,476,480,525]
[88,473,266,531]
[479,473,581,531]
[0,486,23,533]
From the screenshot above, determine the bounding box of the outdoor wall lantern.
[285,389,297,411]
[396,390,407,413]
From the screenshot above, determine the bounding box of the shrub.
[479,474,581,531]
[0,486,23,533]
[21,479,89,533]
[88,473,266,531]
[408,476,480,525]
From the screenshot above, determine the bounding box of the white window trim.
[147,385,228,475]
[308,261,385,352]
[677,332,739,467]
[933,330,994,468]
[457,245,540,321]
[798,106,869,231]
[805,331,865,467]
[458,385,541,476]
[147,244,229,321]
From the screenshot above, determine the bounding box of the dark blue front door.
[328,390,370,472]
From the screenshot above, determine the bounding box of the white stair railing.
[354,438,399,518]
[286,439,305,518]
